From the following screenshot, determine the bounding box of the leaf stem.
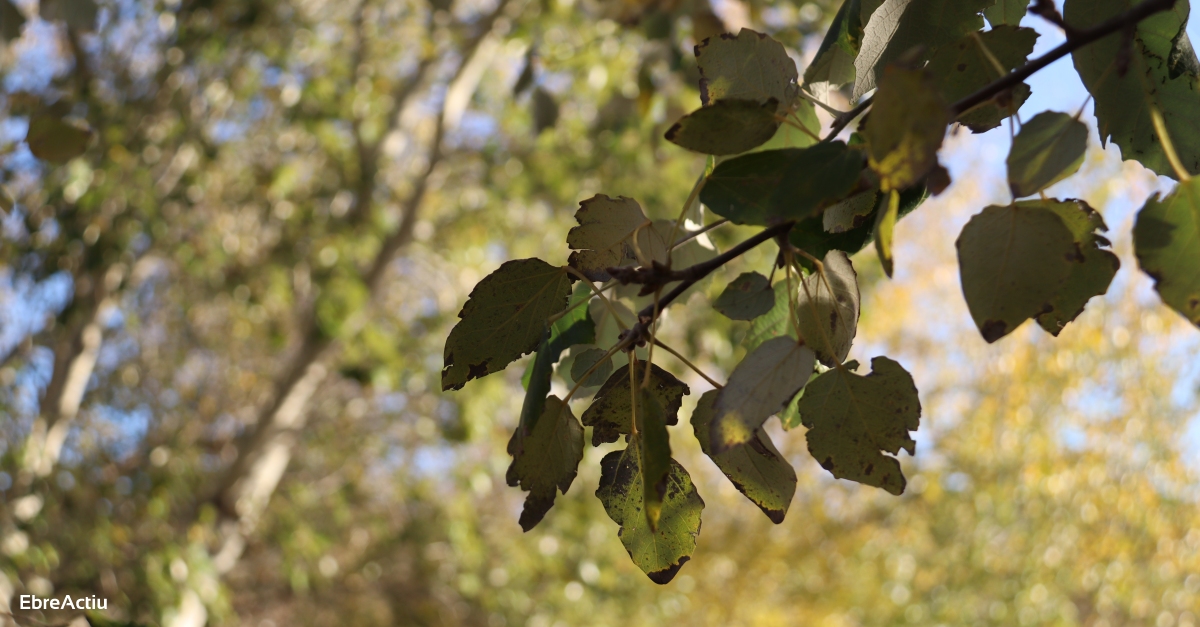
[1149,105,1191,182]
[564,266,628,331]
[652,338,723,389]
[546,280,616,324]
[823,96,873,142]
[670,219,728,251]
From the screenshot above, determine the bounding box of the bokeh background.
[2,0,1200,625]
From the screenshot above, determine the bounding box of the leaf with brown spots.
[795,251,860,366]
[711,337,817,452]
[596,438,704,584]
[956,202,1080,342]
[692,390,796,523]
[1035,200,1119,336]
[799,357,921,495]
[581,360,690,446]
[505,396,585,531]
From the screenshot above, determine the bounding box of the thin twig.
[564,266,629,331]
[652,338,723,389]
[823,96,873,142]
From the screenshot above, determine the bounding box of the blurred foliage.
[0,0,1198,626]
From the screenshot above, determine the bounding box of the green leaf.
[566,195,663,281]
[1007,111,1088,198]
[823,189,879,234]
[26,115,93,163]
[853,0,992,99]
[744,280,796,351]
[2,0,25,41]
[864,66,949,191]
[793,184,927,271]
[956,203,1080,342]
[665,98,782,155]
[505,396,585,531]
[714,272,776,321]
[804,0,865,94]
[701,143,864,226]
[1134,177,1200,327]
[442,258,572,390]
[796,251,861,366]
[1035,200,1119,335]
[518,284,595,434]
[692,391,797,524]
[581,360,690,446]
[570,346,613,387]
[799,357,920,495]
[596,441,704,584]
[984,0,1027,25]
[1066,0,1200,179]
[696,29,798,108]
[637,389,672,529]
[873,190,899,277]
[777,369,823,429]
[751,99,820,152]
[711,336,817,452]
[925,26,1038,132]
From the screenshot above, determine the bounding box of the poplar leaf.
[804,0,865,95]
[799,357,921,495]
[566,195,663,281]
[596,442,704,584]
[711,337,817,452]
[925,26,1038,132]
[665,98,781,155]
[1066,0,1200,179]
[853,0,991,99]
[696,29,798,108]
[793,185,928,271]
[1035,200,1119,335]
[864,66,949,191]
[873,191,899,277]
[692,390,797,523]
[823,189,879,234]
[985,0,1027,26]
[506,396,585,531]
[570,347,614,387]
[1134,177,1200,327]
[518,284,595,438]
[713,272,775,321]
[581,361,690,446]
[744,280,796,352]
[956,203,1079,342]
[795,251,861,366]
[1007,111,1088,198]
[637,390,672,530]
[701,142,864,226]
[442,259,572,390]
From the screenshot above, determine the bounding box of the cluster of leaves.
[443,0,1200,583]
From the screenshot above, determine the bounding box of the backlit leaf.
[864,66,949,191]
[714,272,775,321]
[701,142,864,226]
[799,357,921,495]
[1134,176,1200,327]
[795,251,860,366]
[956,203,1079,342]
[518,285,595,437]
[1034,200,1119,335]
[692,390,796,523]
[442,259,572,390]
[925,25,1038,132]
[744,280,796,352]
[853,0,991,99]
[1007,111,1088,198]
[566,195,663,281]
[570,346,613,387]
[596,441,704,584]
[665,98,781,155]
[505,396,585,531]
[637,389,672,530]
[985,0,1027,25]
[711,337,817,452]
[581,360,690,446]
[804,0,865,96]
[1066,0,1200,179]
[793,185,927,271]
[873,190,899,276]
[823,189,878,234]
[696,29,798,108]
